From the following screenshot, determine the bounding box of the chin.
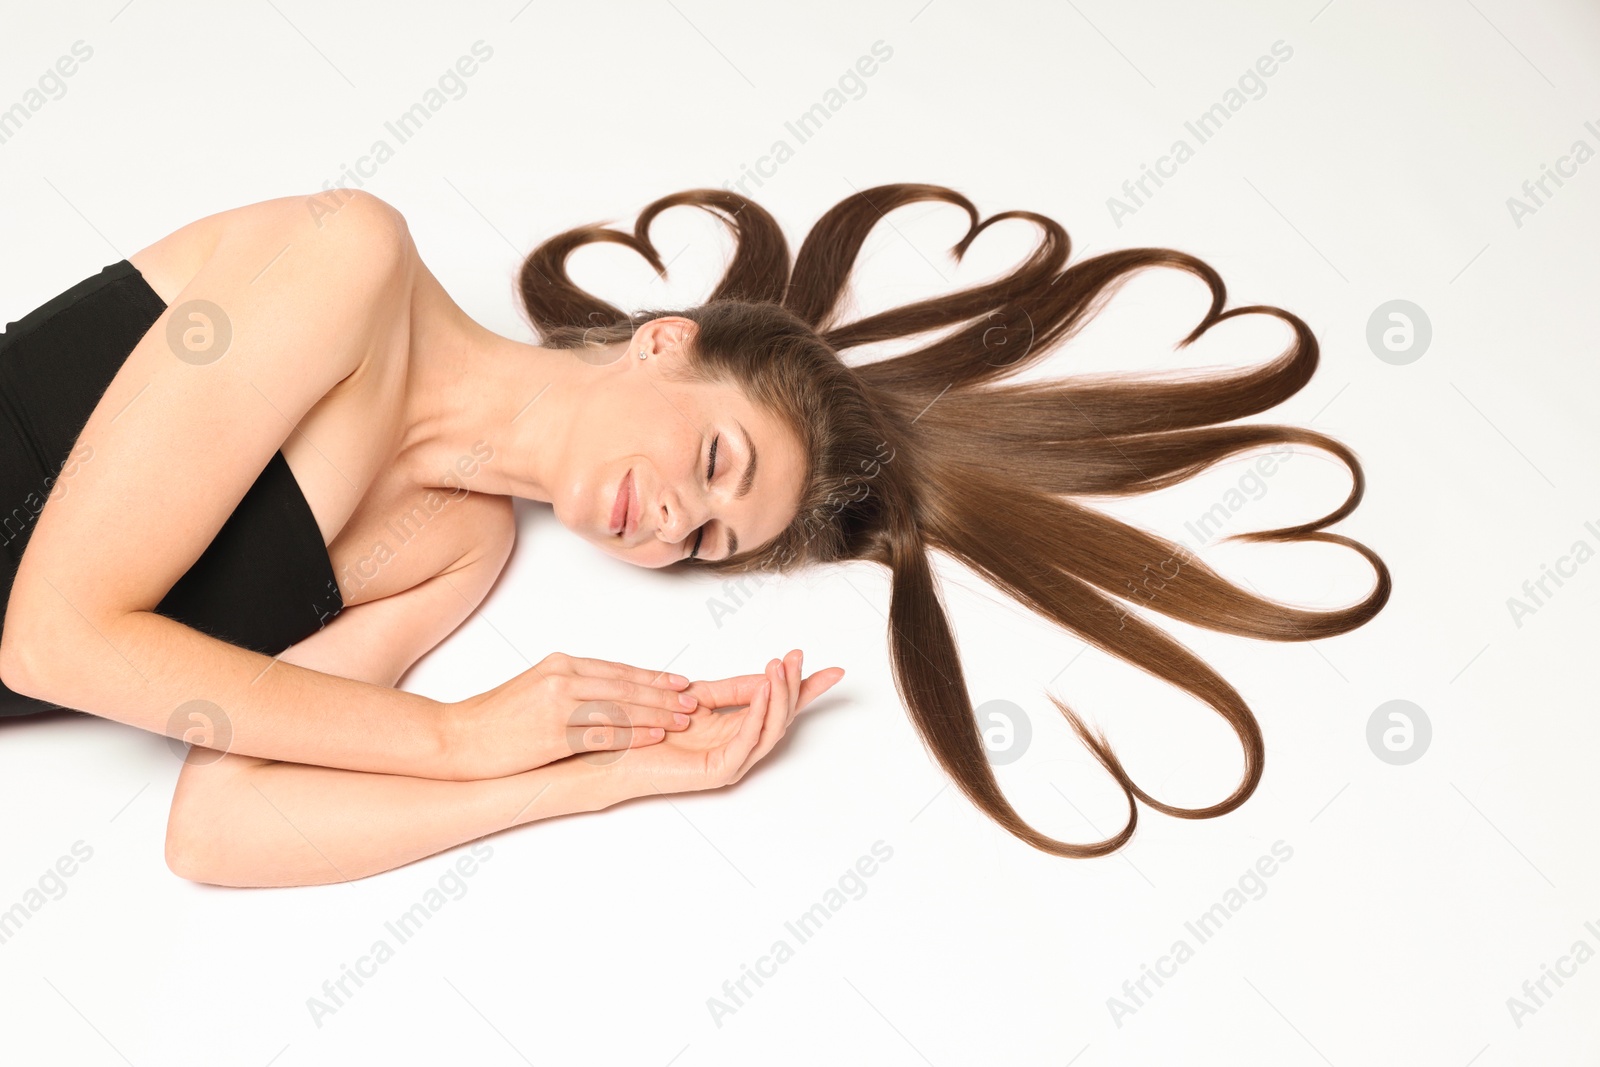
[617,547,676,570]
[614,547,684,572]
[581,534,670,570]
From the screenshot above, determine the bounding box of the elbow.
[164,786,239,885]
[0,627,52,701]
[164,768,242,886]
[165,766,351,888]
[165,826,350,889]
[0,637,23,695]
[165,809,275,887]
[1,599,116,702]
[163,817,219,885]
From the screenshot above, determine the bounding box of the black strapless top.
[0,259,344,716]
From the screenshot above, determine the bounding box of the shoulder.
[225,190,415,289]
[214,189,410,248]
[299,189,412,257]
[130,190,415,306]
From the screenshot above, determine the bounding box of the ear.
[633,316,704,379]
[637,316,698,367]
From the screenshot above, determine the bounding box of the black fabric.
[1,259,344,717]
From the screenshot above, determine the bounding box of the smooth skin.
[169,652,841,887]
[0,189,842,885]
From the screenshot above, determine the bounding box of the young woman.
[0,182,1389,888]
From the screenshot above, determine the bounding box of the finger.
[576,677,699,717]
[617,703,694,731]
[723,678,771,776]
[573,724,665,751]
[741,652,818,780]
[627,726,668,748]
[775,650,796,728]
[727,666,775,783]
[685,667,840,715]
[785,649,802,726]
[681,672,767,711]
[797,667,845,713]
[685,661,831,712]
[564,656,690,690]
[768,656,793,748]
[565,701,679,754]
[747,658,792,777]
[565,718,665,754]
[766,655,795,751]
[734,659,790,783]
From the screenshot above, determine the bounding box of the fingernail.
[649,727,664,740]
[673,712,690,727]
[679,693,697,709]
[667,673,689,687]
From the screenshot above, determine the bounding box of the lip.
[610,469,632,537]
[626,470,640,537]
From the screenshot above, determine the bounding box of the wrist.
[429,696,476,781]
[502,753,636,828]
[585,753,653,809]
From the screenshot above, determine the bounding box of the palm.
[658,704,750,753]
[605,661,843,793]
[612,700,752,783]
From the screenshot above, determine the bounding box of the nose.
[656,482,708,544]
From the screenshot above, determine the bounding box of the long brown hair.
[517,183,1390,858]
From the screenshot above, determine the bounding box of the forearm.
[167,751,637,887]
[9,608,452,778]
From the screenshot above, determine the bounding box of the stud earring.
[638,348,649,359]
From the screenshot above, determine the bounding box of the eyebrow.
[727,419,758,557]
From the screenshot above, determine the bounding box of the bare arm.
[272,512,515,691]
[166,653,830,887]
[165,746,633,887]
[0,191,461,777]
[164,528,655,887]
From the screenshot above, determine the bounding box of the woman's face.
[549,321,807,569]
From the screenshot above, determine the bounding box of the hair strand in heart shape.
[516,182,1391,859]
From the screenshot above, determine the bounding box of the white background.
[1,0,1597,1063]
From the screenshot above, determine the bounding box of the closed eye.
[688,433,720,560]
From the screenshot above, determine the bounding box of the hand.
[601,649,846,796]
[444,652,700,779]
